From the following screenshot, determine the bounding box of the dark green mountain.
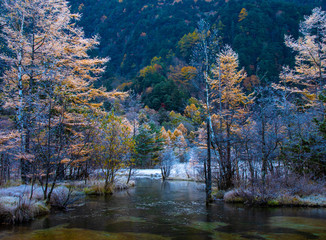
[69,0,318,84]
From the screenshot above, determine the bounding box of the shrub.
[83,181,113,195]
[223,189,246,203]
[214,190,225,200]
[50,186,84,209]
[114,179,135,191]
[0,196,49,224]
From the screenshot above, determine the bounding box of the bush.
[0,196,49,224]
[83,181,113,195]
[113,179,135,191]
[225,172,326,206]
[223,189,253,203]
[213,190,225,200]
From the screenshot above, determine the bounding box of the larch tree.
[277,7,326,109]
[0,0,47,181]
[0,0,108,202]
[274,7,326,178]
[210,45,250,190]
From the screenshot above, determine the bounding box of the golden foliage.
[238,8,248,22]
[177,31,199,59]
[184,103,203,125]
[210,45,251,139]
[275,8,326,107]
[176,123,188,135]
[92,112,135,183]
[243,75,260,91]
[168,65,197,88]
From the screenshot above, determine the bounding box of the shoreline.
[1,171,325,225]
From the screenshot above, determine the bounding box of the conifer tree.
[210,45,250,190]
[277,7,326,108]
[0,0,108,201]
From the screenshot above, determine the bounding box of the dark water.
[1,178,326,240]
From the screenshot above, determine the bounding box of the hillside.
[69,0,319,89]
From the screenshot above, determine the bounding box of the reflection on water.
[0,178,326,240]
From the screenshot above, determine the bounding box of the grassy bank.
[217,174,326,207]
[0,178,136,224]
[80,179,135,195]
[0,196,49,224]
[222,189,326,207]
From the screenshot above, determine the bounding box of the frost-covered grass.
[0,196,49,224]
[82,178,136,195]
[0,184,84,223]
[50,186,85,209]
[82,180,112,195]
[0,184,30,198]
[223,190,326,207]
[222,174,326,207]
[114,178,135,190]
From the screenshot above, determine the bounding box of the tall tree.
[92,111,135,191]
[210,45,250,190]
[192,19,220,202]
[0,0,108,201]
[135,123,164,167]
[277,7,326,109]
[275,7,326,179]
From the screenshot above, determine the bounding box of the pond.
[0,178,326,240]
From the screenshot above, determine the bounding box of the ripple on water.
[187,221,247,240]
[266,216,326,239]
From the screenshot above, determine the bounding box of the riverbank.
[127,167,326,208]
[1,168,325,225]
[0,178,135,224]
[1,178,326,240]
[0,164,195,225]
[221,189,326,207]
[219,174,326,207]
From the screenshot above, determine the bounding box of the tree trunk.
[225,123,233,189]
[127,166,132,184]
[261,118,268,187]
[206,120,212,203]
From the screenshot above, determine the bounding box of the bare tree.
[192,19,220,202]
[159,149,175,181]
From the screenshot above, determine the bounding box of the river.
[0,178,325,239]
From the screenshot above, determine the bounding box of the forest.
[0,0,325,228]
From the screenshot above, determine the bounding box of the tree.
[277,7,326,109]
[275,7,326,179]
[0,117,19,184]
[135,123,164,167]
[210,45,250,190]
[192,19,220,202]
[159,148,175,181]
[177,31,199,62]
[92,112,135,192]
[251,86,284,185]
[238,8,248,22]
[124,93,142,183]
[0,0,108,201]
[168,65,197,93]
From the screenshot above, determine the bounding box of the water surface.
[1,178,326,239]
